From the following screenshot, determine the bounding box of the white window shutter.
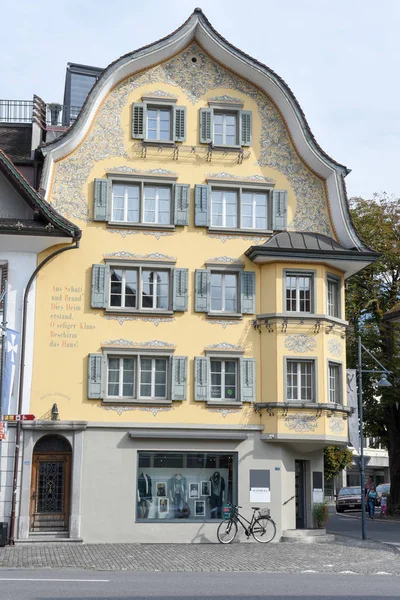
[173,106,186,142]
[272,190,288,230]
[88,354,104,399]
[240,358,256,402]
[173,184,190,226]
[195,269,210,312]
[194,356,209,401]
[91,264,108,308]
[172,268,189,311]
[240,110,252,146]
[194,184,210,227]
[93,178,110,221]
[200,108,213,144]
[132,103,146,139]
[171,356,188,400]
[241,271,256,314]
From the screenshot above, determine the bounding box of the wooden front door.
[30,453,71,532]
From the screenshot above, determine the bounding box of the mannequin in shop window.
[209,471,225,519]
[137,472,153,518]
[168,473,188,517]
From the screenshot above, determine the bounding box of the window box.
[88,351,187,403]
[194,184,287,232]
[91,262,188,314]
[93,178,190,227]
[194,267,255,317]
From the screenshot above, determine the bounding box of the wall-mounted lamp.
[51,403,59,421]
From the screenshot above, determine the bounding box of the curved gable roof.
[40,8,363,251]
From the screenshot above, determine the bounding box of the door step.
[281,529,335,543]
[16,532,83,544]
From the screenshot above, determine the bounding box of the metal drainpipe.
[8,238,80,545]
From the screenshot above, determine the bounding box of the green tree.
[324,446,354,481]
[346,192,400,513]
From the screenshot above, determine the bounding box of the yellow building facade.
[16,10,377,542]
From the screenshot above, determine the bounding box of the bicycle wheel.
[217,519,238,544]
[252,517,276,543]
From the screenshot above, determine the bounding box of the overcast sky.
[1,0,399,198]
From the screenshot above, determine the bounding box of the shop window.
[136,451,237,522]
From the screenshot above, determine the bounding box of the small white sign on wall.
[313,489,324,503]
[250,487,271,503]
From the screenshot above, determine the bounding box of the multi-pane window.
[328,362,341,404]
[210,273,238,313]
[211,359,237,400]
[109,267,169,310]
[111,183,171,225]
[140,357,168,398]
[107,356,167,399]
[286,272,313,313]
[147,107,171,141]
[211,189,237,228]
[327,277,340,318]
[142,270,169,310]
[112,184,140,223]
[110,269,137,307]
[213,112,237,145]
[143,186,171,224]
[108,357,135,397]
[287,360,315,402]
[210,187,270,231]
[241,192,268,230]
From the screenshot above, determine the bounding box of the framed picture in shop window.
[195,500,205,517]
[158,497,169,514]
[201,481,211,496]
[189,482,199,499]
[156,482,167,497]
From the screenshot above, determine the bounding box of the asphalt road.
[0,571,399,600]
[327,508,400,547]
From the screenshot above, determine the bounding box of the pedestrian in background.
[365,476,374,516]
[380,492,388,519]
[367,485,377,519]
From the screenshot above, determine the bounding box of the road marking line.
[339,570,356,574]
[0,578,109,583]
[301,570,317,573]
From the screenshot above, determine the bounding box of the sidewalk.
[0,538,399,574]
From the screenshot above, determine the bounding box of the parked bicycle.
[217,504,276,544]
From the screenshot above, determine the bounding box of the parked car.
[376,483,390,506]
[336,487,362,512]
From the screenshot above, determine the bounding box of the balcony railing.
[0,99,81,127]
[0,100,33,123]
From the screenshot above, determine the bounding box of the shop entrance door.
[30,435,72,533]
[295,460,306,529]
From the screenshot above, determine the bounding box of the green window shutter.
[194,356,209,401]
[93,178,110,221]
[171,356,188,401]
[173,184,190,226]
[195,269,210,313]
[240,110,252,146]
[132,102,146,139]
[91,264,108,308]
[241,271,256,314]
[240,358,256,402]
[173,106,186,142]
[172,268,189,311]
[272,190,288,230]
[88,353,104,399]
[194,184,210,227]
[200,107,213,144]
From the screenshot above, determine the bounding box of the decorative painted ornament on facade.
[205,342,244,350]
[50,43,332,237]
[284,334,317,353]
[106,166,178,177]
[327,337,343,357]
[103,251,175,260]
[102,339,175,348]
[284,413,318,432]
[105,315,175,327]
[206,172,275,184]
[206,256,244,264]
[109,229,174,240]
[328,415,345,434]
[208,408,242,418]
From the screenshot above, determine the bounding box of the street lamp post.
[357,335,392,541]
